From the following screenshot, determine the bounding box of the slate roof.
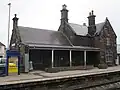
[95,22,105,35]
[18,26,100,51]
[18,26,71,46]
[69,23,88,36]
[68,22,105,36]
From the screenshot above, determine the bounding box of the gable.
[105,18,117,37]
[58,22,76,37]
[99,18,117,38]
[18,26,71,46]
[10,28,21,48]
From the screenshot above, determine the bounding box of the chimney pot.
[62,4,67,9]
[15,14,17,17]
[89,12,91,16]
[92,10,94,15]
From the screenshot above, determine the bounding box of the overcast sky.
[0,0,120,46]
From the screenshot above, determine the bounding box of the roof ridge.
[69,22,105,26]
[18,26,57,32]
[69,23,87,27]
[96,22,105,25]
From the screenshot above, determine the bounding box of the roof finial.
[12,14,19,23]
[62,4,67,9]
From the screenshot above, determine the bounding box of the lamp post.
[8,3,11,49]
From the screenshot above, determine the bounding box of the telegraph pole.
[8,3,11,49]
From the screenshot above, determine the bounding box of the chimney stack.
[60,4,68,25]
[87,10,96,36]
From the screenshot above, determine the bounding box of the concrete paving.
[0,66,120,85]
[30,65,120,77]
[0,73,42,85]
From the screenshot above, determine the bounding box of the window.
[105,49,113,64]
[11,43,15,47]
[106,37,110,46]
[104,27,108,30]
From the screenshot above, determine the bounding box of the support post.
[52,50,54,68]
[8,3,11,49]
[25,53,30,72]
[84,50,86,68]
[70,50,72,67]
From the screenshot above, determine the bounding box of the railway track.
[1,71,120,90]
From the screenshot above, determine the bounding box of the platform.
[0,66,120,86]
